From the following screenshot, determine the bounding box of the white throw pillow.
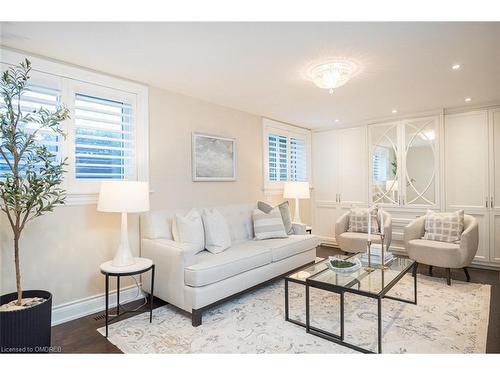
[172,209,205,253]
[252,207,288,240]
[201,208,232,254]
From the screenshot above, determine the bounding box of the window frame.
[262,118,312,193]
[1,48,149,205]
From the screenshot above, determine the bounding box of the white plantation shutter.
[74,93,134,180]
[373,148,388,182]
[268,134,288,181]
[290,137,307,181]
[0,84,61,178]
[267,134,307,183]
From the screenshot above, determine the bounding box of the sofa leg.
[412,262,418,278]
[463,267,471,282]
[446,268,451,286]
[192,309,202,327]
[429,265,433,277]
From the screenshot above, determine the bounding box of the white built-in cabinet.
[312,108,500,268]
[312,126,367,243]
[445,109,500,265]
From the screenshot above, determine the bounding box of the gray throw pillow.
[257,201,294,235]
[257,201,273,214]
[253,208,288,240]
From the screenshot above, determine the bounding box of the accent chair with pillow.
[335,207,392,253]
[404,210,479,285]
[140,203,318,326]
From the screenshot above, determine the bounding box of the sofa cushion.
[202,208,231,254]
[252,208,288,240]
[407,239,461,268]
[337,231,384,253]
[184,241,273,287]
[257,201,294,235]
[172,209,205,253]
[215,204,255,243]
[263,234,319,262]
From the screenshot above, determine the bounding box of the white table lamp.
[98,181,150,267]
[283,181,310,223]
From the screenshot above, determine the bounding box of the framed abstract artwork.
[192,133,237,181]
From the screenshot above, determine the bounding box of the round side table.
[100,258,155,337]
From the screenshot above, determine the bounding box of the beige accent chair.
[335,210,392,253]
[403,214,479,285]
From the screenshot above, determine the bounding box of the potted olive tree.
[0,60,70,352]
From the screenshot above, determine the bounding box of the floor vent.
[93,313,106,321]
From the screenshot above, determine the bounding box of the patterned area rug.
[97,274,490,353]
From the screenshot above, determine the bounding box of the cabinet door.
[312,131,338,201]
[490,108,500,263]
[445,111,489,210]
[490,213,500,263]
[369,122,401,206]
[312,131,339,242]
[402,116,440,208]
[338,126,368,207]
[445,111,490,262]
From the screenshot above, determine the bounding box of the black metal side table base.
[101,262,155,338]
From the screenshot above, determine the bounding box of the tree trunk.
[14,234,22,305]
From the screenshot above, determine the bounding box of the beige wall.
[1,86,265,308]
[0,206,139,306]
[148,86,264,209]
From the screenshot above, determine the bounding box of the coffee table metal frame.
[285,256,418,354]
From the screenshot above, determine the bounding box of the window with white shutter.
[290,137,307,182]
[0,84,61,179]
[263,119,311,189]
[268,134,288,181]
[74,93,134,180]
[1,50,149,204]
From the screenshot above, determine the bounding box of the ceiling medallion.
[305,58,359,94]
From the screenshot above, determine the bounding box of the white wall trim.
[51,283,144,326]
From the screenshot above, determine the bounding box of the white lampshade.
[97,181,150,213]
[283,181,310,199]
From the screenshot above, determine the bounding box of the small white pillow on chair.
[172,209,205,253]
[201,208,231,254]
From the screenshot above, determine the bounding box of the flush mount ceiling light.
[465,97,472,102]
[452,64,461,70]
[304,58,359,94]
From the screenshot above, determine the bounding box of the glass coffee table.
[285,253,417,353]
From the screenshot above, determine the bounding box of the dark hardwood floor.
[51,245,500,353]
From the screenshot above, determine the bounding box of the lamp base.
[293,197,302,223]
[111,212,136,267]
[111,245,136,267]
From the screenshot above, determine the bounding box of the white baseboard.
[51,283,145,326]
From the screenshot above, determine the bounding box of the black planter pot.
[0,290,52,353]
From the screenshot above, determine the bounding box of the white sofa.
[140,203,318,326]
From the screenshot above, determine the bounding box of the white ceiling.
[1,22,500,129]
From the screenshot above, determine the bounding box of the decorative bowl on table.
[327,256,362,274]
